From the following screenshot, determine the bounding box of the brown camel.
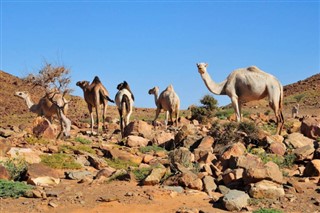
[76,76,114,134]
[148,85,180,128]
[115,81,134,138]
[197,63,284,135]
[15,90,71,138]
[15,90,68,123]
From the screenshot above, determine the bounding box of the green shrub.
[253,208,283,213]
[40,153,82,169]
[132,167,152,181]
[293,94,305,103]
[105,158,139,170]
[25,136,49,145]
[2,158,28,181]
[215,108,234,120]
[190,95,218,123]
[139,145,166,154]
[75,137,92,145]
[0,180,34,198]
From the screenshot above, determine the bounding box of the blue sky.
[1,1,319,109]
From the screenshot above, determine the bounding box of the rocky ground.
[0,71,320,213]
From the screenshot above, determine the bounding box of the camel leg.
[87,105,94,133]
[164,111,169,128]
[175,109,180,126]
[153,108,161,126]
[126,105,133,126]
[270,101,284,135]
[102,103,107,131]
[118,108,124,138]
[231,96,241,122]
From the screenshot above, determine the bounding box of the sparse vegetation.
[132,167,152,181]
[253,208,283,213]
[139,145,166,154]
[0,180,34,198]
[1,158,28,181]
[75,137,92,145]
[40,153,82,169]
[190,95,218,123]
[105,158,139,170]
[25,136,50,145]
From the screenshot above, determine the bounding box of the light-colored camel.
[76,76,114,134]
[148,85,180,127]
[196,63,284,135]
[15,90,71,138]
[115,81,134,137]
[292,104,299,118]
[14,91,68,123]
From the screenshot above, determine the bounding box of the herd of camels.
[14,63,284,137]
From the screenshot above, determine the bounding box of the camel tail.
[105,95,115,103]
[121,94,130,116]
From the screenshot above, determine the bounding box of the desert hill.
[0,70,319,127]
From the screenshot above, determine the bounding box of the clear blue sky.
[1,1,319,109]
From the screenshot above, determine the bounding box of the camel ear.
[205,63,208,67]
[196,63,199,67]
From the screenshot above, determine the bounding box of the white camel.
[148,85,180,128]
[196,63,284,135]
[115,81,134,137]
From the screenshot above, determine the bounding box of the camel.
[148,85,180,128]
[14,91,68,123]
[292,104,299,118]
[76,76,114,134]
[115,81,134,137]
[15,90,71,138]
[196,63,284,135]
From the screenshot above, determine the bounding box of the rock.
[95,167,116,179]
[32,117,58,139]
[143,154,154,164]
[230,153,264,170]
[104,148,143,165]
[202,176,217,197]
[300,117,320,139]
[269,142,286,156]
[285,132,314,149]
[303,159,320,177]
[152,131,174,146]
[222,168,244,186]
[124,120,154,139]
[169,148,193,171]
[0,127,14,138]
[221,142,246,160]
[143,165,167,185]
[193,148,216,163]
[7,148,42,164]
[249,180,285,199]
[88,154,109,170]
[218,185,230,195]
[265,135,284,144]
[293,144,315,161]
[28,176,60,186]
[0,165,10,180]
[243,161,283,184]
[164,172,203,191]
[126,135,149,147]
[163,185,184,193]
[65,171,92,180]
[198,136,214,149]
[287,179,305,193]
[222,189,250,211]
[27,163,61,179]
[0,139,11,157]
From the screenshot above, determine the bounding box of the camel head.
[148,86,159,95]
[196,63,208,74]
[76,81,90,89]
[15,91,29,99]
[117,81,129,90]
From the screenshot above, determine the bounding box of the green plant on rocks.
[0,180,34,198]
[253,208,283,213]
[40,153,82,169]
[75,136,92,145]
[1,158,28,181]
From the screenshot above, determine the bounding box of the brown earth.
[0,70,319,213]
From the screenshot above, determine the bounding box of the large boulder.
[300,117,320,139]
[32,117,58,139]
[126,135,149,147]
[243,161,283,184]
[222,190,250,211]
[249,180,285,199]
[285,132,314,149]
[7,148,42,164]
[303,159,320,177]
[124,120,154,139]
[143,165,167,185]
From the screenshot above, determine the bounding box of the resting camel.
[148,85,180,128]
[196,63,284,135]
[115,81,134,137]
[76,76,114,134]
[15,90,71,138]
[15,91,68,123]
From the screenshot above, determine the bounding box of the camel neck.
[201,71,227,95]
[153,91,159,107]
[24,95,35,109]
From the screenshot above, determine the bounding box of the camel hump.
[247,66,262,72]
[166,84,174,92]
[93,76,101,84]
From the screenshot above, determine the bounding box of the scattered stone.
[285,132,314,149]
[303,159,320,177]
[126,135,149,147]
[0,165,10,180]
[48,200,58,208]
[27,176,60,186]
[144,165,167,185]
[65,171,92,180]
[293,144,315,161]
[97,196,119,202]
[7,147,42,164]
[202,175,217,197]
[249,180,285,199]
[300,117,320,139]
[222,189,250,211]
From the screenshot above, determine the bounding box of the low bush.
[0,180,34,198]
[2,158,28,181]
[40,153,82,169]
